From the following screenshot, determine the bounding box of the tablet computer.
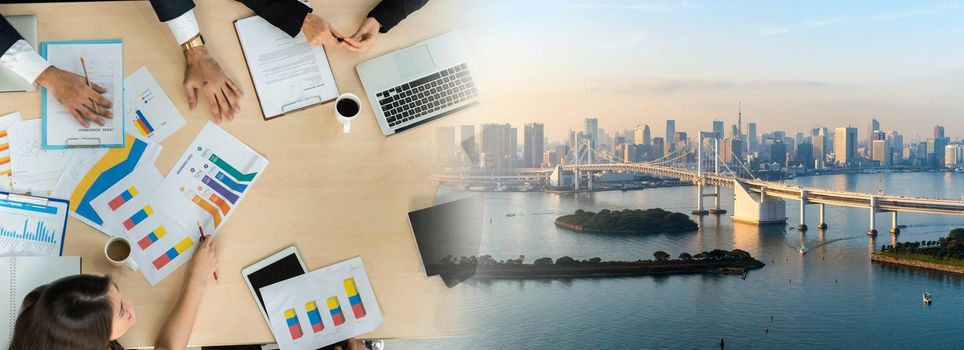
[241,246,308,325]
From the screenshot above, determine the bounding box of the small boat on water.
[923,292,932,305]
[798,245,809,255]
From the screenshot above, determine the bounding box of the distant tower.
[738,101,743,137]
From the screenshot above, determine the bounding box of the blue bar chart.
[0,195,68,256]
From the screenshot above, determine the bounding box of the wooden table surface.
[0,0,476,347]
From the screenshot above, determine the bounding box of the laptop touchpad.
[394,44,435,79]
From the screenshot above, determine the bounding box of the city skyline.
[459,0,964,140]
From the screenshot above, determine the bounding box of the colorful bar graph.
[284,308,304,340]
[343,278,367,319]
[122,206,153,231]
[202,175,239,204]
[305,301,324,333]
[215,171,248,192]
[191,195,222,228]
[137,226,167,250]
[0,219,57,244]
[151,237,194,269]
[209,153,257,182]
[108,186,138,211]
[327,297,346,326]
[133,110,156,137]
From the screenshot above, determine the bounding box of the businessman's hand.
[342,17,381,52]
[35,66,114,128]
[184,47,243,123]
[303,14,345,46]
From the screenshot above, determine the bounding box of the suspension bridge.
[435,132,964,235]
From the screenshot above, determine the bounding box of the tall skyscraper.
[643,125,651,145]
[651,137,665,159]
[480,123,514,169]
[934,125,945,139]
[523,123,545,168]
[665,120,676,150]
[867,118,880,145]
[747,122,758,152]
[889,131,904,163]
[712,120,724,139]
[508,126,518,160]
[872,139,891,166]
[834,126,858,166]
[633,125,645,145]
[797,142,814,169]
[585,118,599,162]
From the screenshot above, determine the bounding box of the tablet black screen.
[246,253,306,315]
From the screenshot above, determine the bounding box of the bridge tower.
[709,137,727,215]
[817,203,828,229]
[692,133,711,215]
[797,190,808,231]
[890,212,900,235]
[868,196,878,236]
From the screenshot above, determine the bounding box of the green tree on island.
[653,251,670,261]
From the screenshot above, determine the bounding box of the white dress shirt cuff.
[166,9,201,45]
[0,40,51,83]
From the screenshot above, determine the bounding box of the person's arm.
[367,0,429,33]
[148,0,243,123]
[154,236,219,350]
[343,0,429,51]
[0,15,112,126]
[236,0,312,38]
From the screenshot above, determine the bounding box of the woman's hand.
[342,17,381,52]
[303,14,346,46]
[35,66,114,128]
[188,235,219,287]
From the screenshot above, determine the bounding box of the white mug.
[104,236,139,271]
[335,93,361,134]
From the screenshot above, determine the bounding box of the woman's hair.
[9,274,122,350]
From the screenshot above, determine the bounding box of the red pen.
[197,221,220,285]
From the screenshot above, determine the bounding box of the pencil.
[79,57,99,114]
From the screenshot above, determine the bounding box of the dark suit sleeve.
[149,0,196,22]
[368,0,429,33]
[236,0,312,38]
[0,13,25,54]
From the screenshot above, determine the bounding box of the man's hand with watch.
[181,34,243,123]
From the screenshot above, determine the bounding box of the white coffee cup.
[335,93,361,134]
[105,236,139,271]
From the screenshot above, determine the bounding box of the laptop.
[0,15,38,92]
[356,31,478,136]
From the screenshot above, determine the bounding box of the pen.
[79,57,99,114]
[196,221,220,285]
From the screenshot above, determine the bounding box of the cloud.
[556,0,666,12]
[761,26,791,36]
[875,4,960,21]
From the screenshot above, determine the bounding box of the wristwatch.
[181,34,205,52]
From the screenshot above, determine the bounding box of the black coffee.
[336,99,360,117]
[107,240,131,261]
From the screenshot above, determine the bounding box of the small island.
[872,228,964,275]
[555,208,699,234]
[427,249,765,279]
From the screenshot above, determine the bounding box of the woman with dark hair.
[9,236,219,350]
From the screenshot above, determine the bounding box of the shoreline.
[870,253,964,275]
[553,219,696,234]
[429,259,766,280]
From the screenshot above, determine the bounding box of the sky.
[449,0,964,142]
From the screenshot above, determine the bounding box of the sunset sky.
[452,0,964,141]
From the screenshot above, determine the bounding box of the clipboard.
[40,39,125,149]
[0,190,70,256]
[233,16,339,120]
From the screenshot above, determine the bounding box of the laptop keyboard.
[376,63,477,128]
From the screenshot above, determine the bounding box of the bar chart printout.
[0,193,69,256]
[152,122,268,235]
[260,257,384,350]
